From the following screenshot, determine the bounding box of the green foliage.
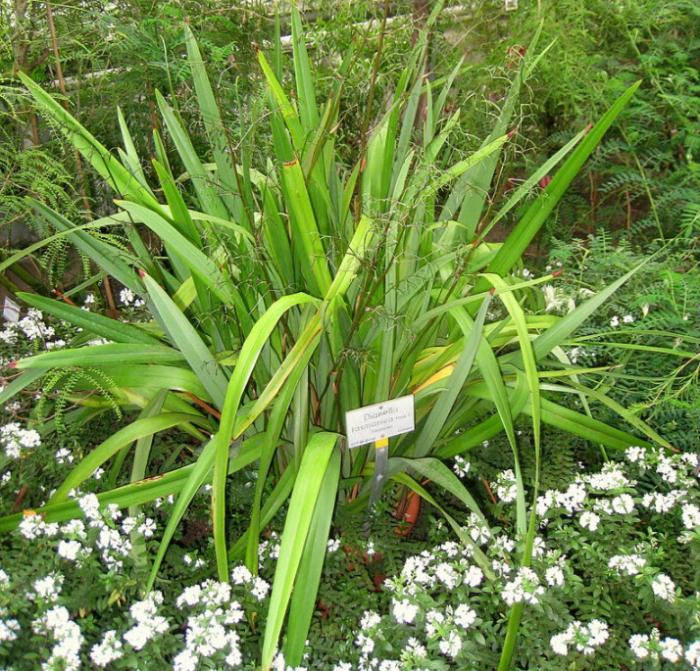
[2,3,695,668]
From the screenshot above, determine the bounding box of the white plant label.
[3,297,20,323]
[345,395,415,449]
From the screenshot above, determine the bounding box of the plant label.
[345,395,415,448]
[3,297,20,323]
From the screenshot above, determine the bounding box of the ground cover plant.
[0,2,698,670]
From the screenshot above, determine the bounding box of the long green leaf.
[261,432,339,670]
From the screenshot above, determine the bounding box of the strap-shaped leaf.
[212,293,319,580]
[141,272,229,408]
[17,292,158,345]
[261,432,339,670]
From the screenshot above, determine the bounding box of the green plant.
[0,8,666,668]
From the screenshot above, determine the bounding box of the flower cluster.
[1,422,41,459]
[550,619,609,657]
[629,629,690,664]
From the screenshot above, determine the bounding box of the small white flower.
[622,314,635,323]
[137,517,157,538]
[550,632,570,656]
[579,511,601,531]
[251,576,270,601]
[452,455,470,478]
[660,637,683,663]
[0,618,20,642]
[463,565,484,587]
[629,633,652,659]
[439,630,462,658]
[360,611,381,630]
[119,288,135,305]
[327,538,341,553]
[609,554,646,576]
[651,573,676,602]
[494,469,518,504]
[625,445,647,464]
[57,540,84,562]
[545,565,565,587]
[682,503,700,530]
[392,598,418,624]
[435,562,459,589]
[686,641,700,668]
[501,567,545,606]
[610,315,620,328]
[611,494,635,515]
[453,603,476,628]
[231,565,253,585]
[90,630,123,667]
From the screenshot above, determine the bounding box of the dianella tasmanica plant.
[0,7,666,668]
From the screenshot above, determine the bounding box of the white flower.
[465,514,491,544]
[452,455,470,478]
[660,637,683,663]
[642,490,683,513]
[542,284,575,313]
[435,562,459,589]
[0,617,20,642]
[57,540,84,562]
[555,482,587,513]
[545,565,565,587]
[405,637,427,659]
[392,598,418,624]
[360,611,381,630]
[231,565,253,585]
[551,620,608,657]
[651,574,676,601]
[609,554,646,576]
[138,517,157,538]
[587,463,631,491]
[124,623,156,651]
[579,511,600,531]
[327,538,340,553]
[355,632,374,655]
[686,641,700,669]
[550,632,570,655]
[251,577,270,601]
[622,314,635,323]
[0,422,41,458]
[55,448,73,464]
[494,469,518,503]
[90,630,123,667]
[173,649,198,671]
[682,503,700,530]
[78,493,101,520]
[501,567,545,606]
[453,604,476,628]
[611,494,635,515]
[177,585,202,608]
[18,512,59,540]
[463,565,484,587]
[425,609,445,637]
[625,445,647,464]
[610,315,620,328]
[30,574,63,601]
[119,288,135,305]
[656,456,678,484]
[439,630,462,658]
[629,633,652,659]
